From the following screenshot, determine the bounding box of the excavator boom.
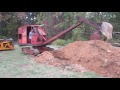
[33,16,102,47]
[76,16,100,30]
[36,20,84,46]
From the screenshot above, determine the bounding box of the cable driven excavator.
[18,16,113,55]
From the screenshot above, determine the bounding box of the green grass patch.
[52,39,66,46]
[52,39,74,46]
[0,45,103,78]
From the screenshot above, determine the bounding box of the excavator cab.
[18,25,47,46]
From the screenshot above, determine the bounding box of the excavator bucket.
[99,22,113,40]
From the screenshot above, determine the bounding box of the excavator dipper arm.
[34,20,85,47]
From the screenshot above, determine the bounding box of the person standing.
[29,28,35,43]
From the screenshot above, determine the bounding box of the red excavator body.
[18,25,47,46]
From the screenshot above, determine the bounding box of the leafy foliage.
[52,39,66,46]
[6,17,21,40]
[0,12,120,43]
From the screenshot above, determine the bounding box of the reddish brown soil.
[35,40,120,78]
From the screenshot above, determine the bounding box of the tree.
[0,12,119,42]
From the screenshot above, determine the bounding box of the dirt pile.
[35,40,120,78]
[35,51,87,72]
[35,51,61,67]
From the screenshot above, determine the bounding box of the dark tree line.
[0,12,120,42]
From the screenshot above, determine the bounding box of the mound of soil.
[35,40,120,78]
[35,51,87,72]
[35,51,61,67]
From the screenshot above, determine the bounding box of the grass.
[51,39,67,46]
[0,45,103,78]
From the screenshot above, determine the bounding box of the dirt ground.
[0,45,101,78]
[35,40,120,78]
